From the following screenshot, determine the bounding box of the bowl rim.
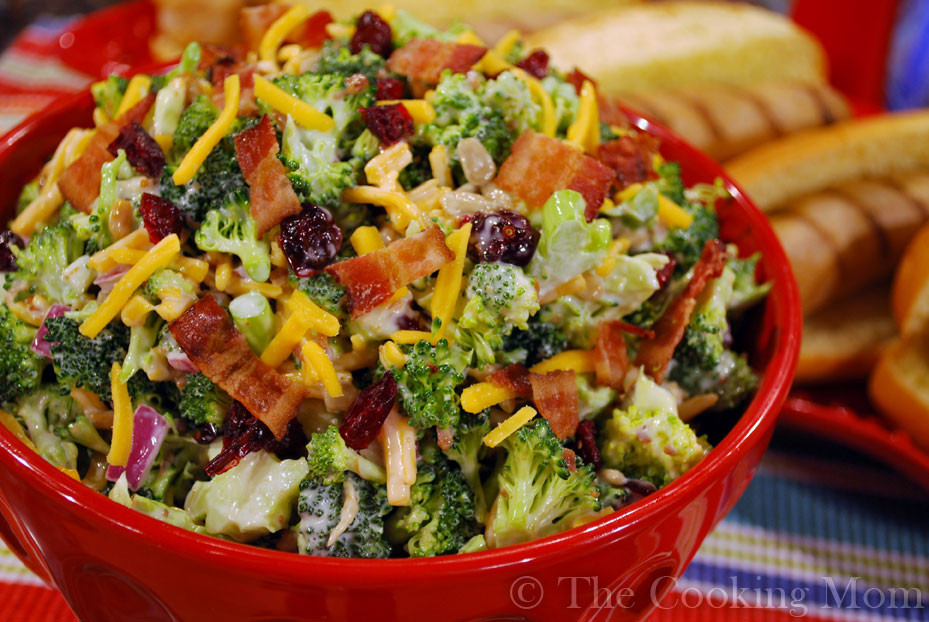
[0,88,801,582]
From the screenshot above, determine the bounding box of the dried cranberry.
[139,193,184,243]
[467,210,540,267]
[655,254,677,288]
[193,423,219,445]
[361,104,414,146]
[0,230,25,272]
[107,122,165,178]
[349,10,393,57]
[279,204,343,277]
[566,67,596,95]
[340,371,397,449]
[344,73,370,95]
[204,402,308,475]
[515,49,550,79]
[375,76,404,100]
[574,420,603,471]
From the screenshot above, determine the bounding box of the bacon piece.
[494,131,614,221]
[529,370,579,440]
[387,39,487,85]
[58,94,155,212]
[169,297,307,440]
[488,363,533,397]
[595,133,660,192]
[211,56,257,116]
[635,239,728,382]
[234,115,302,236]
[614,321,656,341]
[326,226,454,317]
[594,321,630,390]
[566,68,596,94]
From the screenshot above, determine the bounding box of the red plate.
[55,0,155,78]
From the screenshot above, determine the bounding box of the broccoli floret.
[12,387,81,469]
[457,262,539,366]
[390,446,477,557]
[16,180,39,215]
[727,252,771,312]
[8,222,87,305]
[656,203,719,275]
[297,472,391,558]
[656,161,686,206]
[120,315,163,383]
[670,349,759,412]
[389,9,469,46]
[390,339,467,432]
[541,75,579,136]
[44,316,129,402]
[144,268,199,320]
[602,405,709,488]
[306,425,386,485]
[178,372,231,427]
[576,374,617,420]
[290,271,346,319]
[397,145,432,190]
[488,419,602,548]
[501,315,567,367]
[194,191,271,282]
[315,41,386,83]
[443,409,490,521]
[0,304,43,405]
[169,95,217,160]
[91,75,128,119]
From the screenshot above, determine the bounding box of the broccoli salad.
[0,5,770,558]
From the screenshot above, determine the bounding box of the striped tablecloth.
[1,14,928,622]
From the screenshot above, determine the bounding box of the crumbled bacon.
[515,50,549,79]
[574,420,602,471]
[234,115,302,236]
[344,73,370,95]
[488,363,533,397]
[376,76,405,100]
[529,370,579,440]
[361,103,414,145]
[139,193,184,243]
[387,39,487,85]
[169,297,307,440]
[635,239,728,382]
[594,321,630,390]
[326,226,454,317]
[595,132,660,192]
[204,402,307,476]
[494,131,614,221]
[58,93,155,212]
[562,448,577,473]
[566,68,596,94]
[106,122,165,178]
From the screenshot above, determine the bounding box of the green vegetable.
[305,425,387,485]
[528,190,611,299]
[229,291,275,354]
[8,221,88,305]
[16,180,39,215]
[131,495,208,534]
[291,271,347,320]
[576,374,616,420]
[178,372,231,427]
[90,75,128,119]
[185,449,308,542]
[194,191,271,282]
[315,41,386,83]
[501,315,567,367]
[297,472,392,558]
[12,387,81,469]
[120,314,163,383]
[598,253,671,316]
[0,304,43,405]
[442,409,490,521]
[489,419,602,548]
[541,75,579,136]
[389,9,469,46]
[656,201,719,276]
[44,317,129,402]
[151,76,187,138]
[727,253,771,312]
[391,339,467,432]
[62,415,109,454]
[168,42,201,80]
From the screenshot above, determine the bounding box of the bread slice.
[869,333,929,451]
[525,2,826,94]
[727,110,929,211]
[892,222,929,337]
[796,286,897,382]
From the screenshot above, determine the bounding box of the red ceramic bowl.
[0,91,800,622]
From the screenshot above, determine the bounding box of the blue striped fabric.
[683,431,929,620]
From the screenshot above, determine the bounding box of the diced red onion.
[106,405,169,491]
[94,265,130,296]
[166,350,199,373]
[31,304,70,358]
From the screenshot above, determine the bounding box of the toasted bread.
[727,110,929,211]
[892,222,929,337]
[869,334,929,452]
[797,286,896,383]
[526,2,826,94]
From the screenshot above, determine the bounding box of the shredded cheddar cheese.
[364,142,412,190]
[108,248,209,283]
[261,291,340,367]
[173,74,240,186]
[430,222,471,342]
[11,183,63,238]
[214,259,233,292]
[377,100,436,125]
[93,107,109,128]
[120,295,153,327]
[106,362,133,468]
[87,228,151,273]
[341,186,426,231]
[379,408,417,506]
[512,68,556,137]
[595,238,632,277]
[492,29,521,59]
[381,341,407,368]
[615,183,643,204]
[530,349,597,374]
[456,30,485,46]
[483,406,537,448]
[657,194,694,229]
[154,134,174,152]
[301,341,343,397]
[566,80,599,152]
[224,277,283,299]
[285,290,340,336]
[259,4,311,67]
[0,409,36,450]
[115,75,152,118]
[428,145,452,187]
[461,383,518,414]
[80,234,180,339]
[253,74,335,132]
[390,330,433,345]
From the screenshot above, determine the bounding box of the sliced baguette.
[797,286,896,383]
[727,110,929,211]
[891,222,929,337]
[526,2,826,94]
[869,334,929,452]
